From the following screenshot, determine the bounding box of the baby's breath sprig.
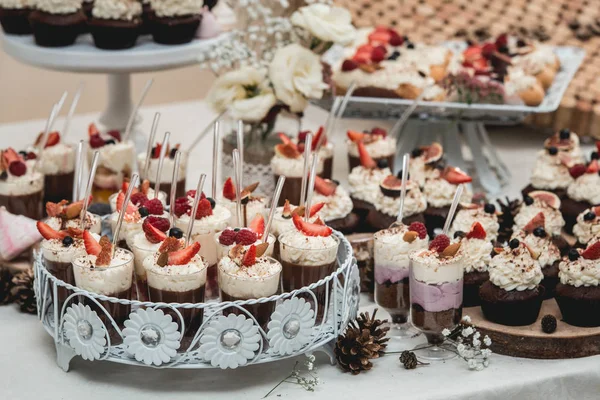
[263,354,320,398]
[442,315,493,371]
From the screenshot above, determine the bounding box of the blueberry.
[169,148,178,159]
[62,236,74,247]
[406,41,415,49]
[533,226,547,238]
[454,230,465,239]
[234,228,240,232]
[509,238,520,249]
[206,197,216,209]
[524,195,534,205]
[516,39,527,47]
[241,195,250,205]
[139,207,149,217]
[559,128,570,140]
[0,171,7,181]
[105,139,116,145]
[168,227,183,239]
[484,203,496,214]
[332,179,340,186]
[403,35,409,42]
[568,249,580,261]
[19,150,28,158]
[498,45,509,54]
[388,51,401,60]
[377,159,389,169]
[584,212,596,221]
[591,151,599,160]
[411,148,423,158]
[547,146,558,155]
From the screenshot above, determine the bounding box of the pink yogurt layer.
[375,264,409,285]
[409,275,463,312]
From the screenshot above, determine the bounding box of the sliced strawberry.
[347,129,366,143]
[142,219,167,244]
[116,192,138,214]
[311,126,324,150]
[371,127,387,137]
[341,59,359,71]
[358,141,377,169]
[282,199,292,219]
[596,141,600,153]
[356,43,374,54]
[292,214,332,237]
[466,221,486,240]
[569,164,587,179]
[352,52,371,64]
[223,177,236,201]
[524,212,545,234]
[297,131,308,143]
[194,198,213,219]
[277,132,293,145]
[371,46,387,62]
[152,143,162,159]
[368,30,391,44]
[275,143,301,159]
[36,221,66,240]
[88,123,100,136]
[83,230,101,256]
[587,160,599,174]
[39,131,60,148]
[594,206,600,216]
[481,42,497,58]
[310,202,325,217]
[314,175,337,196]
[242,245,257,266]
[249,214,265,238]
[168,242,201,265]
[313,217,326,226]
[66,227,83,239]
[442,166,472,184]
[582,241,600,260]
[463,45,483,63]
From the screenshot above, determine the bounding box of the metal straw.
[143,112,161,180]
[169,151,182,226]
[299,133,313,207]
[391,85,431,140]
[112,173,139,254]
[442,184,465,235]
[185,174,207,246]
[154,131,170,199]
[263,176,285,241]
[396,154,411,224]
[49,91,68,133]
[33,103,59,173]
[232,149,242,227]
[236,120,244,188]
[123,78,154,143]
[79,151,100,230]
[330,82,356,139]
[211,120,220,200]
[304,154,320,222]
[323,96,342,137]
[72,140,84,202]
[188,110,226,152]
[62,83,84,140]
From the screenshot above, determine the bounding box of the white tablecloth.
[1,101,599,400]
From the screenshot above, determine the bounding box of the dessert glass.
[409,250,464,361]
[108,189,168,213]
[278,231,340,322]
[38,143,75,205]
[88,142,136,203]
[129,233,161,302]
[137,152,187,205]
[347,233,374,294]
[0,171,44,220]
[218,256,282,329]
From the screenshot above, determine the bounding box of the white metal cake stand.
[1,32,228,150]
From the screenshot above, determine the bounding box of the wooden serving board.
[467,299,600,359]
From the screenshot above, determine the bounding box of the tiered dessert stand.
[319,43,585,195]
[33,231,359,371]
[1,33,228,151]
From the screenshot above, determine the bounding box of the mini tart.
[88,17,142,49]
[28,9,86,47]
[148,12,201,44]
[0,6,32,34]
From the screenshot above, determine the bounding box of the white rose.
[269,44,328,113]
[229,92,276,123]
[290,4,356,45]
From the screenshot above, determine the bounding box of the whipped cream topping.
[35,143,75,175]
[423,177,473,208]
[149,0,202,18]
[0,0,31,9]
[130,231,164,279]
[73,249,134,295]
[218,256,281,299]
[34,0,81,13]
[92,0,141,20]
[573,209,600,245]
[217,196,266,227]
[109,211,143,246]
[270,153,324,178]
[89,141,135,175]
[409,248,463,284]
[347,136,397,158]
[317,142,334,159]
[450,207,499,242]
[512,230,560,268]
[567,173,600,204]
[513,46,557,75]
[504,67,539,94]
[459,237,492,273]
[488,245,543,291]
[374,225,428,283]
[137,151,187,184]
[348,166,391,204]
[311,184,353,221]
[0,163,44,197]
[409,154,438,188]
[144,252,207,292]
[513,200,565,236]
[530,150,573,190]
[279,230,338,267]
[41,237,87,263]
[372,181,427,218]
[46,213,102,235]
[271,206,318,237]
[559,252,600,287]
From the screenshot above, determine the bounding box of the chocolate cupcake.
[88,0,142,49]
[28,0,85,47]
[422,166,473,237]
[513,191,565,237]
[139,0,150,34]
[456,222,493,307]
[346,127,396,172]
[573,207,600,248]
[311,176,359,234]
[561,160,600,233]
[449,203,500,244]
[0,0,32,34]
[148,0,201,45]
[555,241,600,327]
[366,177,427,231]
[479,239,544,326]
[408,142,444,189]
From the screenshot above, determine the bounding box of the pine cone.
[400,351,418,369]
[10,268,36,314]
[355,309,389,354]
[497,197,519,243]
[0,267,15,305]
[335,325,383,375]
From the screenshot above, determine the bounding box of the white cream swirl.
[559,253,600,287]
[149,0,201,17]
[513,200,565,236]
[423,177,472,208]
[279,230,338,267]
[348,166,392,204]
[34,0,80,13]
[512,230,560,268]
[459,237,492,273]
[218,256,281,299]
[567,173,600,204]
[488,245,543,291]
[144,252,207,292]
[271,153,324,177]
[311,185,353,221]
[450,207,499,242]
[92,0,141,20]
[347,136,396,158]
[0,0,31,9]
[372,181,427,218]
[35,143,75,175]
[374,225,428,270]
[573,209,600,245]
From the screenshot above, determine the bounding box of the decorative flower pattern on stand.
[199,314,261,369]
[268,297,315,355]
[123,308,181,366]
[63,303,107,361]
[346,262,361,322]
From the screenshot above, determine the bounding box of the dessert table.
[1,100,599,400]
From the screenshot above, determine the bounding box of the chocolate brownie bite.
[479,239,544,326]
[88,0,142,50]
[28,0,86,47]
[0,0,32,34]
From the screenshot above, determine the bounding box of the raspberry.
[408,222,427,239]
[235,229,257,245]
[341,59,359,72]
[130,192,149,206]
[219,229,236,245]
[89,134,105,149]
[429,234,450,252]
[569,164,587,179]
[144,198,164,215]
[145,216,170,232]
[186,190,206,199]
[173,197,190,217]
[194,198,213,219]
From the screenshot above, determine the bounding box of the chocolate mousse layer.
[221,291,275,330]
[555,283,600,327]
[366,209,425,231]
[44,171,74,206]
[423,205,450,237]
[274,175,303,207]
[322,156,333,180]
[411,303,462,344]
[45,259,75,309]
[348,154,394,171]
[463,270,489,308]
[326,212,360,234]
[376,277,410,324]
[0,190,44,220]
[479,281,544,326]
[149,286,205,333]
